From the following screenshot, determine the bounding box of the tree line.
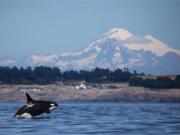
[0,66,132,84]
[0,66,179,89]
[129,76,180,89]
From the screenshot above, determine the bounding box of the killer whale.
[15,93,58,118]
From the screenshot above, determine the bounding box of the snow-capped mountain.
[26,28,180,75]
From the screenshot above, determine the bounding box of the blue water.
[0,102,180,135]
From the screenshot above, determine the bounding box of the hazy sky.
[0,0,180,61]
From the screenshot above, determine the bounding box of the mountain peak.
[18,27,180,75]
[104,28,133,40]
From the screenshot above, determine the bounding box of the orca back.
[15,93,58,118]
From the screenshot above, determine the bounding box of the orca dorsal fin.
[26,93,34,104]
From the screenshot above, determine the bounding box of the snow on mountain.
[124,34,180,56]
[0,59,16,66]
[103,28,133,40]
[26,28,180,75]
[27,54,58,66]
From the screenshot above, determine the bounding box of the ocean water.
[0,102,180,135]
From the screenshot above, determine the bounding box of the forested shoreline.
[0,66,179,89]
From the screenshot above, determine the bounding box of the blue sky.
[0,0,180,61]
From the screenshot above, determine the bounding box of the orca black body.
[15,93,58,118]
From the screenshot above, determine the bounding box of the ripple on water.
[0,102,180,135]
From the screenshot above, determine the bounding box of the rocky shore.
[0,83,180,102]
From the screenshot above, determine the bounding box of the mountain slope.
[27,28,180,75]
